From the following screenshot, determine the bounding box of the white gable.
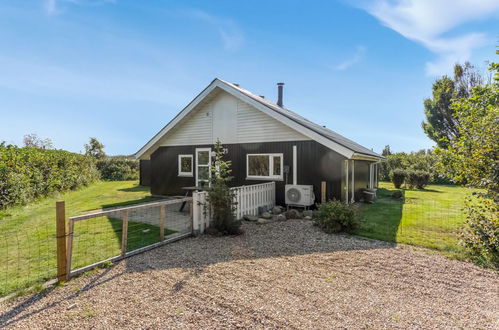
[157,90,310,147]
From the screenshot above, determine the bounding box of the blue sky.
[0,0,497,155]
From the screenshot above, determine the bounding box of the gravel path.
[1,220,498,329]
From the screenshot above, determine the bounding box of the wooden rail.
[64,197,193,280]
[68,197,192,221]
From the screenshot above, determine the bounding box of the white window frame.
[178,154,193,177]
[195,148,212,187]
[246,153,284,181]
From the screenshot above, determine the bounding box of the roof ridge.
[217,79,381,158]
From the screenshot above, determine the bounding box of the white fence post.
[192,191,200,234]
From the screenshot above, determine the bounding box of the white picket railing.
[192,182,276,233]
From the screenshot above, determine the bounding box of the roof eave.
[351,153,384,161]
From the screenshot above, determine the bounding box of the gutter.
[351,153,384,162]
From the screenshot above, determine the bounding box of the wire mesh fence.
[0,221,56,297]
[68,198,193,276]
[354,184,469,257]
[0,197,192,297]
[0,183,472,297]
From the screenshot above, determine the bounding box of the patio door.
[195,148,211,187]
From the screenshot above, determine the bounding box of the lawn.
[353,181,471,259]
[0,180,173,296]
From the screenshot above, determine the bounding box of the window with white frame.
[178,154,193,177]
[246,153,283,180]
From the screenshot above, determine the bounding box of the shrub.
[378,149,451,184]
[314,200,357,233]
[206,140,242,236]
[96,158,139,181]
[390,169,406,189]
[461,194,498,268]
[0,144,100,209]
[391,190,403,199]
[406,170,430,189]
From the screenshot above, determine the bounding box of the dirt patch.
[1,220,497,329]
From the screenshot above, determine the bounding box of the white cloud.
[358,0,499,75]
[44,0,115,15]
[331,45,366,70]
[185,9,244,51]
[44,0,56,14]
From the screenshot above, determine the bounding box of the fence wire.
[0,223,56,296]
[69,200,192,274]
[0,185,471,297]
[355,186,468,256]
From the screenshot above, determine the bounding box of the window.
[178,154,193,177]
[246,153,283,180]
[195,148,211,187]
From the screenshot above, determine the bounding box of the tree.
[23,133,53,149]
[436,60,498,266]
[84,137,106,159]
[422,62,483,148]
[205,140,242,235]
[381,145,392,156]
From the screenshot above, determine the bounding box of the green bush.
[461,194,498,268]
[378,150,451,184]
[314,200,357,233]
[406,170,430,189]
[0,144,100,209]
[391,190,403,199]
[390,169,406,189]
[96,158,139,181]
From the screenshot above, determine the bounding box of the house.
[135,78,383,205]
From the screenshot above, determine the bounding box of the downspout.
[345,160,349,204]
[293,145,297,185]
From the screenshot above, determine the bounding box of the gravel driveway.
[1,220,498,329]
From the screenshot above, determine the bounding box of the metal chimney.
[277,82,284,107]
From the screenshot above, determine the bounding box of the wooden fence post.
[56,201,68,282]
[321,181,327,204]
[121,211,129,255]
[159,205,166,241]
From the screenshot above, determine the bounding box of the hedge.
[0,144,100,209]
[96,158,139,181]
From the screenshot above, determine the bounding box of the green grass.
[0,181,174,296]
[353,181,471,259]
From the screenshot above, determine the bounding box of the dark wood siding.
[353,160,370,200]
[150,141,348,205]
[139,160,151,186]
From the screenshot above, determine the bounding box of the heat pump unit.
[285,184,315,207]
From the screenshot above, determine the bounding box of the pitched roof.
[217,79,381,158]
[135,78,383,160]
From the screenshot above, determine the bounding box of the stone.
[243,214,258,222]
[271,206,282,215]
[261,211,272,219]
[304,216,312,221]
[285,209,302,219]
[302,210,314,218]
[276,214,287,221]
[257,218,272,224]
[258,206,269,214]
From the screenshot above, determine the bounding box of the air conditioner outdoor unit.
[285,184,315,207]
